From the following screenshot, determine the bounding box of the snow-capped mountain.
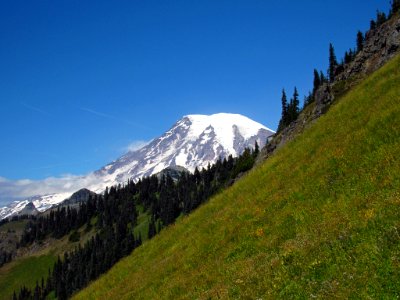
[0,193,72,220]
[0,113,274,219]
[95,113,274,184]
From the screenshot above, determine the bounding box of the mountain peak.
[1,113,274,219]
[178,113,274,154]
[183,113,274,133]
[99,112,274,182]
[184,112,248,119]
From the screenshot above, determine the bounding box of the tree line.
[13,145,259,299]
[277,0,399,133]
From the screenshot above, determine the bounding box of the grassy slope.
[0,220,28,233]
[74,54,398,298]
[0,223,97,299]
[0,204,153,299]
[133,205,150,241]
[0,255,56,299]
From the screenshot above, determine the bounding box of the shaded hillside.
[0,222,97,300]
[75,53,400,299]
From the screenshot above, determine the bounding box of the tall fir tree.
[320,71,327,84]
[376,10,387,26]
[344,48,355,64]
[392,0,400,14]
[356,31,364,53]
[253,141,259,157]
[303,92,313,108]
[328,43,338,82]
[313,69,321,94]
[277,89,288,132]
[148,216,156,239]
[287,87,300,123]
[291,87,300,119]
[370,19,377,30]
[344,51,350,64]
[349,48,355,61]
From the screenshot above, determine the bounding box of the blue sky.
[0,0,390,181]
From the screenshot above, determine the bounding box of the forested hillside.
[6,147,258,299]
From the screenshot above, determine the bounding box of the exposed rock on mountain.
[1,113,274,219]
[17,202,39,216]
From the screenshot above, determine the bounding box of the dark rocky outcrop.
[337,16,400,82]
[17,202,39,216]
[155,166,189,181]
[59,188,97,208]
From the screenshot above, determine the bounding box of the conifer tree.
[376,10,387,26]
[392,0,400,14]
[344,51,350,64]
[320,71,327,84]
[303,92,313,107]
[328,43,338,82]
[370,19,377,30]
[277,89,288,131]
[291,87,300,119]
[349,48,355,60]
[313,69,321,94]
[356,31,364,53]
[253,141,259,157]
[148,216,156,239]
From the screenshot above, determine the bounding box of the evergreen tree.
[292,87,300,119]
[356,31,364,53]
[148,216,156,239]
[392,0,400,15]
[344,51,350,64]
[370,19,377,30]
[277,89,288,131]
[287,87,300,123]
[313,69,321,94]
[344,48,355,64]
[320,71,327,84]
[253,141,259,157]
[349,48,355,61]
[328,43,338,82]
[376,10,387,26]
[303,91,313,107]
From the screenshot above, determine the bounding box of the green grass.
[133,205,151,240]
[0,223,97,299]
[0,220,28,233]
[75,54,400,299]
[0,255,56,299]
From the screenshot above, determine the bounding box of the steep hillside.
[75,54,400,299]
[0,221,97,300]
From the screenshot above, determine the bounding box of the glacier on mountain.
[0,113,274,219]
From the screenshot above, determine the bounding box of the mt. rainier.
[0,113,274,219]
